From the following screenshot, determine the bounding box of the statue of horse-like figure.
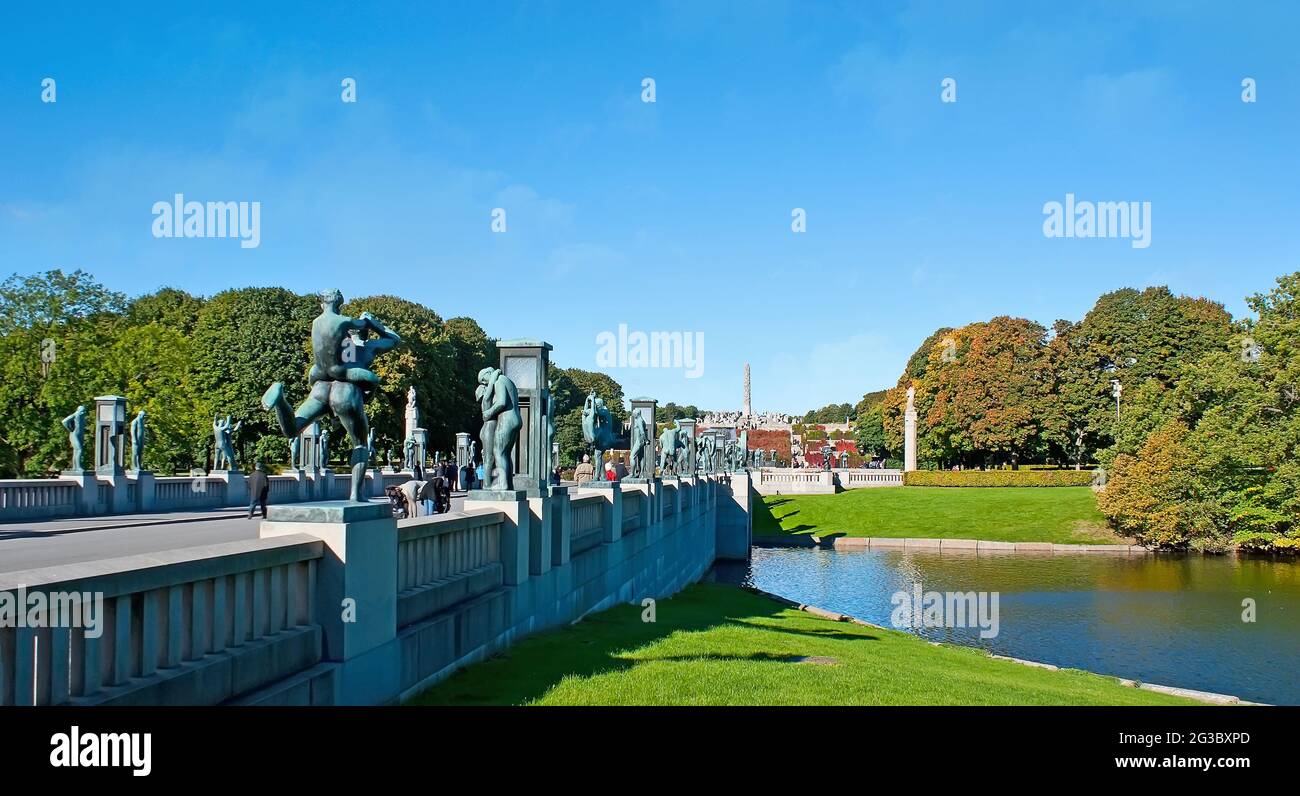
[581,393,617,475]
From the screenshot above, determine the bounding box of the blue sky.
[3,1,1298,413]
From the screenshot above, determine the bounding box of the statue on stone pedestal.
[657,426,676,476]
[129,409,146,471]
[61,405,87,471]
[212,415,241,470]
[403,436,415,470]
[581,393,617,478]
[739,429,749,470]
[407,385,416,409]
[629,410,649,478]
[906,385,916,413]
[674,427,691,474]
[261,289,403,502]
[476,366,521,490]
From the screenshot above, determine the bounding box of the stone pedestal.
[717,471,752,561]
[576,481,623,543]
[129,470,156,512]
[368,467,384,498]
[525,490,561,576]
[213,469,247,507]
[258,501,397,704]
[319,468,336,501]
[467,489,530,585]
[61,470,97,515]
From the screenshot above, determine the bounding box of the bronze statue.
[262,289,402,502]
[476,366,521,490]
[61,405,87,471]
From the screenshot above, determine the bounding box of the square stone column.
[214,470,248,507]
[93,395,127,477]
[467,488,531,585]
[495,339,553,496]
[259,501,398,704]
[526,490,565,576]
[132,471,156,512]
[545,487,572,566]
[576,481,623,543]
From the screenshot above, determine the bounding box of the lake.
[739,546,1300,705]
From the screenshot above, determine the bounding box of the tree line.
[0,270,632,476]
[851,274,1300,551]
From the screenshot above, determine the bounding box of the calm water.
[740,547,1300,705]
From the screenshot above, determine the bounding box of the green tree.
[189,288,317,465]
[0,270,127,476]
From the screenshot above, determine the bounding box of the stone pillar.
[467,489,531,585]
[369,467,384,498]
[133,470,156,512]
[93,395,127,477]
[577,482,623,543]
[215,469,248,508]
[547,487,572,567]
[717,471,752,560]
[905,407,918,472]
[259,501,397,704]
[495,339,553,496]
[61,471,97,516]
[526,491,562,576]
[455,432,471,488]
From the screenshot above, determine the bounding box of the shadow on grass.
[408,585,864,706]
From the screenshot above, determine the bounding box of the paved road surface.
[0,495,468,574]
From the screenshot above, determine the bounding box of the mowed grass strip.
[754,486,1124,545]
[409,584,1193,706]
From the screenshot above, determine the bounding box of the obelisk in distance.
[743,362,751,417]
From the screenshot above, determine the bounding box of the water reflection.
[741,547,1300,705]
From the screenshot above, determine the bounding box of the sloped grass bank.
[410,583,1192,706]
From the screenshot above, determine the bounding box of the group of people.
[572,453,627,483]
[412,459,460,514]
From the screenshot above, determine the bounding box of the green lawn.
[409,583,1194,706]
[754,486,1125,545]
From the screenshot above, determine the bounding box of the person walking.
[574,454,595,483]
[247,461,270,519]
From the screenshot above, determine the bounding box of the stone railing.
[153,476,228,510]
[569,494,604,554]
[621,489,643,532]
[752,468,903,495]
[0,535,324,706]
[0,469,414,523]
[0,479,80,520]
[840,469,904,488]
[4,472,745,706]
[396,510,504,629]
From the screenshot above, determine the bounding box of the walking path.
[0,494,467,574]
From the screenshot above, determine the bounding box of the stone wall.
[2,475,738,706]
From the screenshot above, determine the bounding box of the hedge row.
[903,469,1097,487]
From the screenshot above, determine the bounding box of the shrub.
[903,469,1095,487]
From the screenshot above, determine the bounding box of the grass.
[753,486,1126,545]
[409,583,1195,706]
